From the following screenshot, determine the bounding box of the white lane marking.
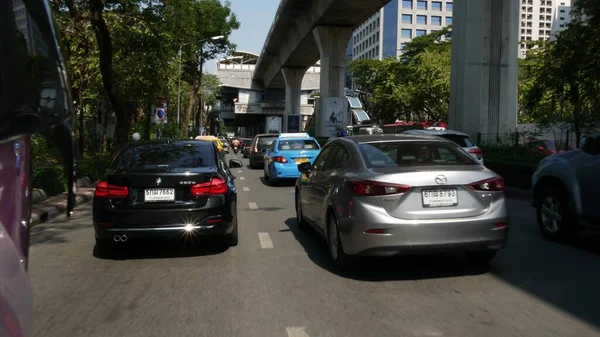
[239,177,245,180]
[248,202,258,210]
[237,170,242,173]
[286,327,310,337]
[258,233,274,249]
[243,187,250,192]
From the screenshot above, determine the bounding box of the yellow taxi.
[195,136,225,159]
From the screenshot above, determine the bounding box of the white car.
[402,129,484,164]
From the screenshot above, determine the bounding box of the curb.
[30,188,95,227]
[505,186,532,201]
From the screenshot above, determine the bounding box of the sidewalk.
[30,187,95,226]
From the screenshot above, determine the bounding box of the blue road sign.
[156,108,165,119]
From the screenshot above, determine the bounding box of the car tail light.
[94,181,129,198]
[190,178,227,196]
[347,180,411,196]
[468,148,483,160]
[469,176,504,192]
[273,156,288,163]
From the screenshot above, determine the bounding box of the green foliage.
[77,155,112,182]
[348,27,452,123]
[33,166,67,197]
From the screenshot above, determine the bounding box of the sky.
[205,0,281,73]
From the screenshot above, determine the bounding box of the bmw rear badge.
[156,178,162,185]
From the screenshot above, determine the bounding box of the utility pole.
[177,45,182,127]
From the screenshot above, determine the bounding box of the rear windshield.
[258,136,277,148]
[358,141,477,168]
[439,134,475,147]
[112,144,216,171]
[278,139,319,150]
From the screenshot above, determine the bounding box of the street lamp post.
[177,45,183,127]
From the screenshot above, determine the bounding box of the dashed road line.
[286,327,310,337]
[239,177,245,180]
[237,170,242,173]
[243,187,250,192]
[248,202,258,210]
[258,232,273,249]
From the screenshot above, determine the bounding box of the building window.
[417,1,427,10]
[446,16,453,25]
[401,29,412,38]
[416,15,427,24]
[402,0,413,9]
[432,1,442,10]
[431,16,442,26]
[416,29,427,37]
[446,2,453,11]
[400,43,407,50]
[402,14,413,24]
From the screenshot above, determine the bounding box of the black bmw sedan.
[93,139,243,255]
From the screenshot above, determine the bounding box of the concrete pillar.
[449,0,519,145]
[281,67,306,132]
[313,26,353,138]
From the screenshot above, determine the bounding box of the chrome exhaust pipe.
[113,235,121,242]
[120,235,128,242]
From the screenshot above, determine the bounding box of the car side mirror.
[297,162,311,173]
[261,148,268,153]
[229,159,243,168]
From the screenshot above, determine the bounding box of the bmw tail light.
[94,181,129,198]
[469,176,504,192]
[190,178,227,196]
[347,180,411,196]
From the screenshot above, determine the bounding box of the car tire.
[226,204,239,247]
[327,213,353,271]
[295,191,308,231]
[536,185,578,243]
[465,250,497,265]
[94,238,113,258]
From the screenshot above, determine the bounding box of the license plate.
[422,189,458,208]
[295,158,308,164]
[144,188,175,202]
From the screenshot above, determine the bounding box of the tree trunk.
[89,0,132,157]
[195,61,204,134]
[77,86,85,158]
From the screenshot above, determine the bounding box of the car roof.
[345,134,453,144]
[254,133,279,138]
[403,129,470,137]
[128,139,212,146]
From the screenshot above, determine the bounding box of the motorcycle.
[233,145,239,154]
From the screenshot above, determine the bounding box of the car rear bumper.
[250,154,265,165]
[93,206,234,239]
[270,163,302,179]
[338,211,509,256]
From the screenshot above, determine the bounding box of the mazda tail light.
[347,180,411,196]
[468,176,504,192]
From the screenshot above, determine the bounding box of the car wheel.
[226,204,239,247]
[465,250,497,265]
[536,185,578,242]
[295,191,308,231]
[94,238,113,258]
[327,213,353,271]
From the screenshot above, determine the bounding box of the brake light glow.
[347,180,411,196]
[273,156,288,163]
[94,181,129,198]
[468,147,484,160]
[190,178,227,196]
[468,176,504,192]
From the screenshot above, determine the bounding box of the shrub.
[32,165,66,196]
[78,155,112,182]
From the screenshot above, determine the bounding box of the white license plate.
[144,188,175,202]
[422,189,458,208]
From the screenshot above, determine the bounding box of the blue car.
[264,133,321,185]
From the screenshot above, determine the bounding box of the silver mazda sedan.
[294,134,509,270]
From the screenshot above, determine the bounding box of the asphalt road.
[29,153,600,337]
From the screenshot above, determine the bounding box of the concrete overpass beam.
[313,25,353,137]
[449,0,519,145]
[282,67,307,132]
